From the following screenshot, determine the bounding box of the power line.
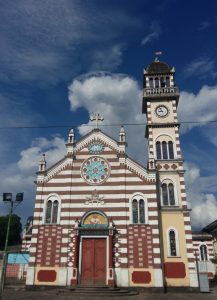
[0,120,217,130]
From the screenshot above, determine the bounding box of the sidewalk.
[2,286,217,300]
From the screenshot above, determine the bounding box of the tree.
[0,214,22,250]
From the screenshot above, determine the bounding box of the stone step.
[4,285,25,290]
[58,287,138,297]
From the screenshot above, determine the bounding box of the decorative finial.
[154,51,162,62]
[119,126,126,142]
[68,128,75,143]
[90,113,104,129]
[39,153,46,172]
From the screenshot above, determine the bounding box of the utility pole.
[0,193,23,300]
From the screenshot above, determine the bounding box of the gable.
[38,129,155,184]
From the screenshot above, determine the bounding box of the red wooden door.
[81,238,106,285]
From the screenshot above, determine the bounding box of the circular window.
[81,156,110,185]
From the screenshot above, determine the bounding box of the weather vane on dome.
[154,51,163,61]
[90,112,104,129]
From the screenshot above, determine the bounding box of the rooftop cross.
[90,113,104,129]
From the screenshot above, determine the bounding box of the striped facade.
[26,59,199,289]
[192,232,216,279]
[26,130,163,287]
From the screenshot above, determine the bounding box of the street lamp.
[0,193,23,300]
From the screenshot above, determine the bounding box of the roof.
[192,231,213,241]
[203,219,217,234]
[145,59,172,74]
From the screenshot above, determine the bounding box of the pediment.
[74,129,121,154]
[38,129,155,183]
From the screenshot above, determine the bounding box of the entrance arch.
[77,211,115,286]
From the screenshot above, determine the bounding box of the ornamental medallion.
[81,156,110,185]
[88,142,104,154]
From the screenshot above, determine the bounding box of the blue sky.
[0,0,217,229]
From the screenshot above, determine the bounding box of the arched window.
[168,141,174,159]
[139,199,145,223]
[155,140,175,160]
[156,141,161,159]
[160,77,165,87]
[131,197,146,224]
[166,76,170,87]
[161,182,176,206]
[169,230,177,256]
[162,141,168,159]
[168,183,175,205]
[155,77,159,88]
[52,200,59,223]
[200,244,208,261]
[162,183,168,205]
[132,199,138,224]
[45,200,52,223]
[149,77,154,88]
[45,196,60,224]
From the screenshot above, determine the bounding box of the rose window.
[81,156,110,185]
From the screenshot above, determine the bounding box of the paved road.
[2,287,217,300]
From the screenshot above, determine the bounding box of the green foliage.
[212,253,217,264]
[0,214,22,250]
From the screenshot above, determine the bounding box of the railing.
[144,86,179,96]
[197,261,215,273]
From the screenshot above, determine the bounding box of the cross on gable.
[90,113,104,128]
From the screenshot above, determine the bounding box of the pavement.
[1,286,217,300]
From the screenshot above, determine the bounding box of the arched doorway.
[77,211,115,286]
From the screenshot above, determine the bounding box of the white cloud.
[198,21,211,30]
[141,21,161,45]
[178,85,217,132]
[0,1,141,83]
[184,58,217,79]
[0,136,66,222]
[18,137,66,172]
[90,45,124,71]
[184,162,217,229]
[68,72,147,164]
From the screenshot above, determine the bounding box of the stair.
[57,286,138,297]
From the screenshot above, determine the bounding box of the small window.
[132,198,146,224]
[52,200,59,223]
[162,141,168,159]
[169,230,177,256]
[200,245,208,261]
[139,199,145,223]
[168,183,175,205]
[45,200,52,223]
[166,77,170,87]
[161,182,176,206]
[156,141,161,159]
[155,140,175,160]
[155,77,159,88]
[45,198,59,224]
[162,183,169,205]
[149,77,154,88]
[160,77,165,87]
[132,199,138,224]
[168,142,174,159]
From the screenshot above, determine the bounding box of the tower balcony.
[144,86,179,98]
[142,86,180,113]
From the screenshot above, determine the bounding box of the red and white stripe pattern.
[29,131,159,271]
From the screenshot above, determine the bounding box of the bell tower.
[143,58,198,287]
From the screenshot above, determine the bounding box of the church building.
[26,59,199,289]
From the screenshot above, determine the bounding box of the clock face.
[155,105,169,117]
[81,156,110,185]
[88,142,104,154]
